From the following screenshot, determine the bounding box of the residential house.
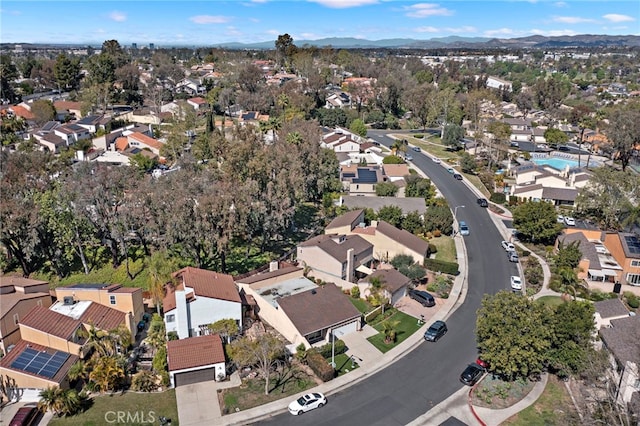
[381,163,410,183]
[35,132,67,153]
[187,97,208,111]
[359,268,412,306]
[508,163,591,206]
[53,100,83,120]
[127,132,163,156]
[338,196,428,216]
[163,267,243,339]
[167,334,226,387]
[351,220,431,265]
[54,282,144,328]
[557,230,623,284]
[297,234,374,284]
[53,123,91,146]
[0,277,51,356]
[340,165,386,196]
[175,78,205,96]
[325,92,351,109]
[237,267,360,349]
[76,115,106,133]
[602,233,640,287]
[91,123,152,151]
[325,209,365,235]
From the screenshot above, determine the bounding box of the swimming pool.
[532,157,580,171]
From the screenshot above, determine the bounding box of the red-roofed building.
[164,267,243,339]
[167,334,226,387]
[115,137,129,151]
[9,104,35,120]
[127,132,163,155]
[187,97,208,110]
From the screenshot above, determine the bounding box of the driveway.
[175,381,221,426]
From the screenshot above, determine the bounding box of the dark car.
[408,289,435,307]
[137,321,146,332]
[9,404,38,426]
[453,173,463,180]
[477,198,488,207]
[424,320,448,342]
[460,363,486,386]
[412,146,421,152]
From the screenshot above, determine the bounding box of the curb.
[468,384,488,426]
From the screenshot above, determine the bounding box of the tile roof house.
[167,334,226,387]
[352,220,431,265]
[358,268,411,306]
[187,97,208,110]
[127,132,163,156]
[236,268,360,349]
[53,100,83,120]
[601,232,640,288]
[0,276,52,355]
[340,165,386,196]
[297,234,374,283]
[164,267,243,339]
[557,230,623,284]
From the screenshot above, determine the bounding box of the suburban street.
[258,130,518,425]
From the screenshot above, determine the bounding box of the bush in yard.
[624,292,639,309]
[424,259,459,275]
[315,340,346,358]
[433,230,441,237]
[306,351,335,382]
[489,192,506,204]
[350,286,360,298]
[428,243,438,254]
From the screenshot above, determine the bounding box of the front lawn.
[367,310,422,353]
[218,364,316,414]
[49,390,178,426]
[350,297,373,314]
[428,236,456,263]
[535,295,566,307]
[331,353,360,377]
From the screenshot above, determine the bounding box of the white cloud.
[484,28,517,37]
[265,29,280,35]
[529,28,578,36]
[552,16,595,24]
[309,0,378,8]
[0,8,22,16]
[190,15,231,24]
[404,3,453,18]
[553,2,568,7]
[108,11,127,22]
[603,14,635,23]
[444,26,476,33]
[415,26,439,33]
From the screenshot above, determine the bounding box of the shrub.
[428,243,438,254]
[433,230,441,238]
[415,134,424,139]
[521,250,530,257]
[624,292,640,309]
[489,192,506,204]
[424,259,459,275]
[316,339,347,358]
[350,286,360,298]
[306,351,335,382]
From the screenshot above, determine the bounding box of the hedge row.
[306,351,335,382]
[314,339,347,358]
[423,258,459,275]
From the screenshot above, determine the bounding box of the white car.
[432,157,441,164]
[501,241,515,252]
[564,217,576,226]
[557,215,565,223]
[288,392,327,415]
[510,276,523,291]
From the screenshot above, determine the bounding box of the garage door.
[174,368,216,387]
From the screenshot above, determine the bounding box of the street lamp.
[453,205,465,237]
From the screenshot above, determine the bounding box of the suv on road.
[477,198,488,207]
[424,320,448,342]
[460,363,486,386]
[453,173,463,180]
[408,289,436,307]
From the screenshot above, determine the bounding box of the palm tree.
[89,356,126,393]
[146,250,177,314]
[619,202,640,232]
[38,387,83,417]
[131,370,158,392]
[78,325,110,357]
[390,140,405,157]
[67,360,89,384]
[381,319,400,344]
[368,276,389,313]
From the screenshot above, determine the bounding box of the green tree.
[476,291,553,381]
[459,152,477,174]
[512,201,562,244]
[375,182,398,197]
[208,318,240,344]
[553,240,583,270]
[38,387,85,417]
[543,128,569,146]
[401,211,423,235]
[442,123,465,150]
[129,153,158,174]
[152,346,168,374]
[405,175,435,200]
[89,356,126,392]
[377,205,403,228]
[423,205,453,235]
[0,54,19,103]
[547,301,596,377]
[146,250,178,314]
[275,34,296,68]
[230,333,286,395]
[606,102,640,171]
[382,155,404,164]
[30,99,56,126]
[1,116,27,146]
[54,53,81,91]
[349,118,367,137]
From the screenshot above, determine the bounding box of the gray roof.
[277,283,360,336]
[594,298,629,319]
[376,220,429,257]
[326,210,364,232]
[542,187,578,202]
[360,268,410,294]
[341,196,427,215]
[599,315,640,366]
[235,266,303,285]
[299,234,372,262]
[558,232,601,269]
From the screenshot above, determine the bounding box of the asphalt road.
[259,130,517,425]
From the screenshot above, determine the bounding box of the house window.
[631,260,640,267]
[13,314,19,325]
[109,295,116,305]
[627,273,640,286]
[306,330,323,344]
[166,314,175,322]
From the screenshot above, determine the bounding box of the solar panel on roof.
[10,348,70,379]
[354,169,378,183]
[624,235,640,254]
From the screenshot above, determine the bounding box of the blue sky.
[1,1,638,46]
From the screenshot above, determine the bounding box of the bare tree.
[230,333,286,395]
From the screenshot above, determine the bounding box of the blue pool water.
[532,157,580,170]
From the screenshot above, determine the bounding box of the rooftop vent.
[63,296,75,305]
[311,290,317,295]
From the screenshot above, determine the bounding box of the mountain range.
[214,34,640,50]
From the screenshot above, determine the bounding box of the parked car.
[424,320,448,342]
[412,146,421,152]
[432,157,441,164]
[408,289,436,307]
[453,173,463,180]
[510,276,523,291]
[459,221,470,236]
[460,363,486,386]
[447,167,455,173]
[501,241,515,252]
[507,250,519,263]
[564,217,576,226]
[405,154,413,161]
[475,357,490,369]
[557,215,565,223]
[288,392,327,415]
[477,198,488,207]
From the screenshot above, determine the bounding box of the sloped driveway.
[175,381,221,426]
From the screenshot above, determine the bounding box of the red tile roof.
[167,334,225,371]
[188,97,207,104]
[128,132,163,151]
[19,306,81,340]
[164,267,241,312]
[115,137,129,151]
[10,105,34,120]
[79,303,127,331]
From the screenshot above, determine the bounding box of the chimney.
[269,261,278,272]
[346,248,355,283]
